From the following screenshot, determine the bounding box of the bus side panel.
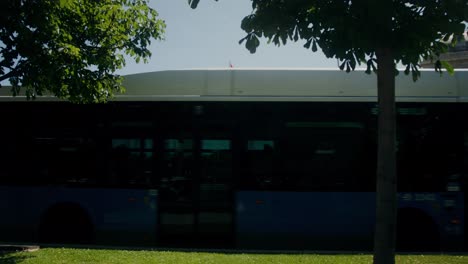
[0,187,158,246]
[398,192,465,251]
[0,187,42,243]
[235,191,376,250]
[236,191,464,251]
[78,188,158,246]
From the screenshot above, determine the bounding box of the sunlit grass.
[1,248,466,264]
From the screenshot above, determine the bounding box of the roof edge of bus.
[122,67,468,77]
[1,68,467,101]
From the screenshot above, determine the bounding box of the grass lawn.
[1,248,467,264]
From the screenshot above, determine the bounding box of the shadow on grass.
[0,252,33,264]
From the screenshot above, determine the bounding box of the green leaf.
[442,34,451,42]
[293,28,299,41]
[411,65,421,82]
[59,0,72,8]
[349,57,356,70]
[273,35,280,45]
[312,40,317,52]
[239,36,247,45]
[240,16,252,32]
[434,60,442,73]
[339,60,346,71]
[281,34,287,45]
[404,64,410,75]
[441,61,455,75]
[245,34,260,54]
[366,59,373,74]
[188,0,200,9]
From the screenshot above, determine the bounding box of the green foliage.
[188,0,218,9]
[197,1,467,77]
[0,0,165,103]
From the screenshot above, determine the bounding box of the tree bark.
[373,48,397,264]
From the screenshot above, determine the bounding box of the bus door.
[158,122,234,247]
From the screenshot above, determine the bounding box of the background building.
[421,32,468,69]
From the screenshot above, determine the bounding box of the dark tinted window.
[396,105,463,192]
[280,122,367,191]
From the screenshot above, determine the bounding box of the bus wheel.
[39,203,94,244]
[396,208,440,252]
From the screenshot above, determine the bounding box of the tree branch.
[0,68,19,82]
[0,59,25,83]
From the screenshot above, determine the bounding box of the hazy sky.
[118,0,338,75]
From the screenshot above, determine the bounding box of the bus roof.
[1,68,468,102]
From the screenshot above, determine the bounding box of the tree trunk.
[373,48,397,264]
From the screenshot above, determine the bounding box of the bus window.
[243,140,278,190]
[397,107,462,192]
[29,134,98,186]
[200,139,233,208]
[110,138,153,186]
[280,122,366,191]
[161,139,194,202]
[201,139,232,180]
